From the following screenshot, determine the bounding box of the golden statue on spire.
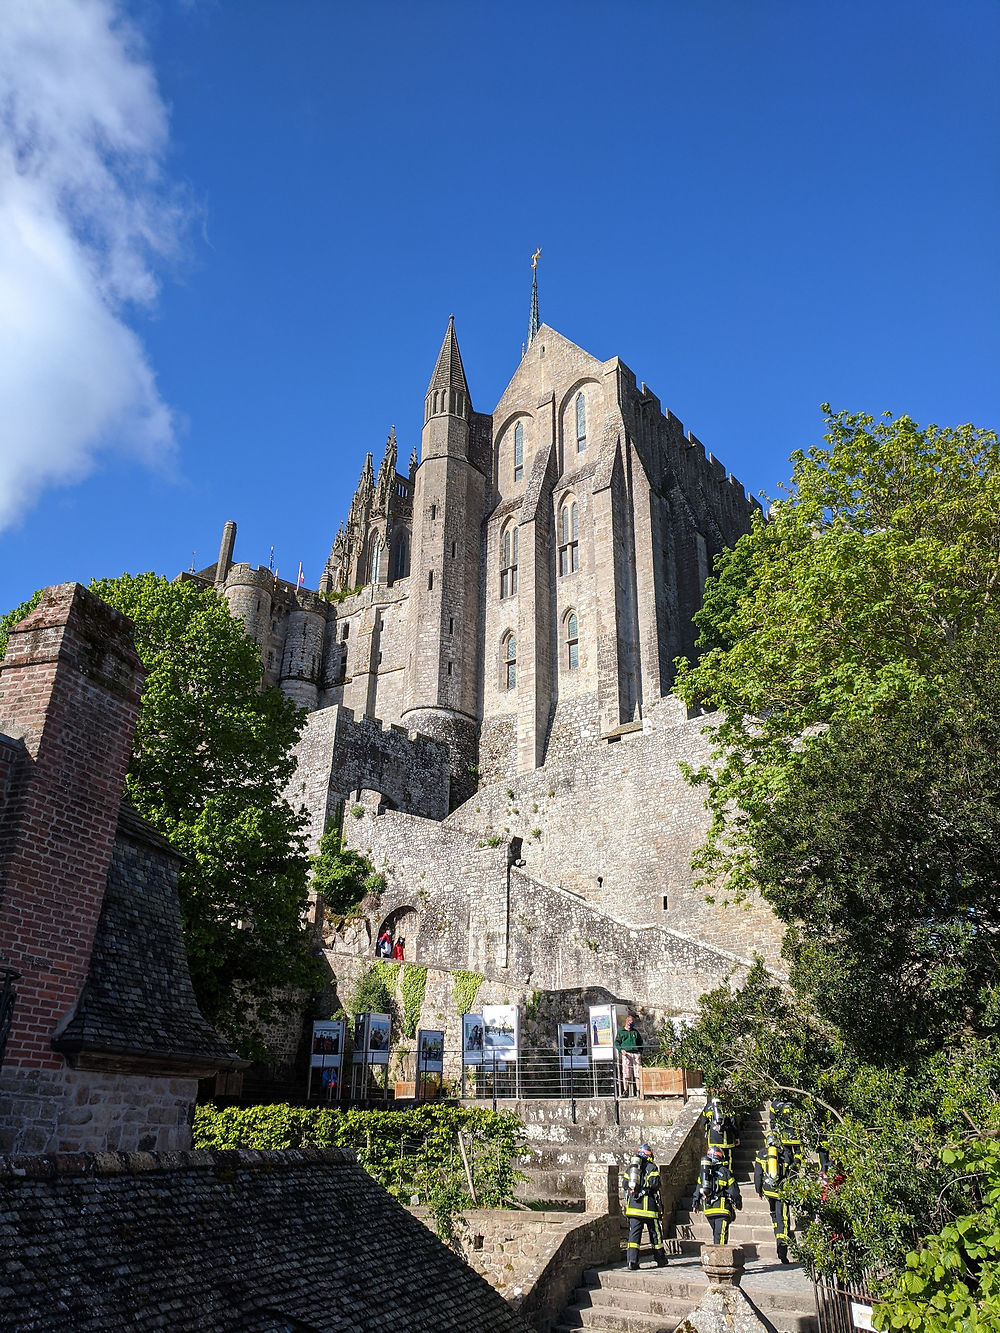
[531,247,541,270]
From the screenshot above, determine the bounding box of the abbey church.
[188,289,780,1030]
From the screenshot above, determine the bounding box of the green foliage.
[664,965,1000,1284]
[83,575,324,1056]
[0,590,43,660]
[310,829,383,920]
[452,970,483,1017]
[873,1135,1000,1331]
[349,804,365,820]
[192,1101,528,1229]
[349,962,398,1018]
[675,410,1000,1058]
[479,834,502,848]
[319,585,362,604]
[400,964,428,1039]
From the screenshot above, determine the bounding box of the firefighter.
[693,1146,742,1245]
[704,1097,740,1170]
[768,1099,803,1172]
[620,1144,668,1269]
[755,1130,793,1264]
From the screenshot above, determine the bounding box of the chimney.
[0,584,144,1069]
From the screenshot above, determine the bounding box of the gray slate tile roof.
[51,805,237,1074]
[0,1147,532,1333]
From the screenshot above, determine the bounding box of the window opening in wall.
[428,571,434,591]
[566,612,579,669]
[558,501,579,575]
[342,623,349,639]
[370,541,382,585]
[504,634,516,690]
[448,617,454,634]
[447,662,453,675]
[430,504,437,520]
[575,392,587,452]
[513,422,524,482]
[451,540,456,558]
[500,525,518,598]
[267,651,274,668]
[662,896,670,911]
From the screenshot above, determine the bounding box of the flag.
[297,562,305,588]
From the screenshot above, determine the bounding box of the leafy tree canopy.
[2,575,324,1056]
[310,827,384,921]
[675,409,1000,1058]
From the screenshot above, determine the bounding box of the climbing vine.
[452,970,484,1017]
[348,962,398,1017]
[401,964,428,1038]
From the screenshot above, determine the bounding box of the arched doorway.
[375,906,420,961]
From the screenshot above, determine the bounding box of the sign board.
[462,1014,485,1065]
[482,1004,519,1062]
[850,1303,875,1332]
[558,1023,589,1070]
[351,1012,391,1065]
[311,1019,345,1065]
[417,1029,444,1074]
[310,1020,346,1100]
[589,1004,629,1062]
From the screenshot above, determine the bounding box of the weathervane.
[531,247,541,270]
[527,248,541,348]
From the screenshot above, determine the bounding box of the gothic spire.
[527,247,541,346]
[426,315,470,400]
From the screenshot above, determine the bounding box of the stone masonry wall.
[341,803,754,1016]
[0,1067,198,1154]
[448,695,783,967]
[286,705,450,853]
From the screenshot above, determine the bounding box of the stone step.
[584,1264,817,1317]
[673,1223,781,1244]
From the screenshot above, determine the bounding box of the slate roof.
[0,1147,532,1333]
[52,805,237,1074]
[426,316,471,399]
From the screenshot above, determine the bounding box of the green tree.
[309,827,384,920]
[2,575,324,1055]
[676,409,1000,1058]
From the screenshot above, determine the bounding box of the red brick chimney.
[0,584,144,1069]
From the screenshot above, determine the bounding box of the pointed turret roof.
[426,315,470,399]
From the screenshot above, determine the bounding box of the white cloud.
[0,0,182,529]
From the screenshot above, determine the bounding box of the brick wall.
[0,584,144,1070]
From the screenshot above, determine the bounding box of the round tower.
[221,565,273,649]
[279,591,327,711]
[400,317,487,806]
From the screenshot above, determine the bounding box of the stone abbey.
[186,302,781,1020]
[198,313,756,801]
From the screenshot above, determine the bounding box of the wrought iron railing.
[813,1269,879,1333]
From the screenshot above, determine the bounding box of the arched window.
[370,539,382,584]
[513,422,524,482]
[566,612,579,669]
[504,634,516,690]
[575,393,587,452]
[500,524,519,599]
[558,500,579,575]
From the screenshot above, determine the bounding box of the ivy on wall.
[451,970,484,1017]
[401,964,428,1038]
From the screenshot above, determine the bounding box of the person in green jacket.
[615,1013,644,1099]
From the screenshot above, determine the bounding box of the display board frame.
[558,1023,589,1070]
[482,1004,519,1063]
[307,1019,346,1102]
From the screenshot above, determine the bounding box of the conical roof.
[426,315,470,399]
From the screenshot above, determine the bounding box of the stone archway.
[376,905,420,961]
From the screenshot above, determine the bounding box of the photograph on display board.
[462,1014,484,1064]
[418,1030,444,1072]
[559,1024,589,1067]
[311,1021,343,1063]
[320,1066,339,1092]
[368,1014,391,1061]
[589,1005,615,1059]
[482,1005,518,1059]
[353,1014,366,1049]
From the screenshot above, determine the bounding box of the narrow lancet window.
[575,393,586,452]
[513,422,524,482]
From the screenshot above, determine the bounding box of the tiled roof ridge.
[0,1146,357,1180]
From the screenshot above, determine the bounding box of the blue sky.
[1,0,997,614]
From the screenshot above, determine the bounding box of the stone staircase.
[496,1097,686,1206]
[554,1110,819,1333]
[671,1109,774,1259]
[554,1255,818,1333]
